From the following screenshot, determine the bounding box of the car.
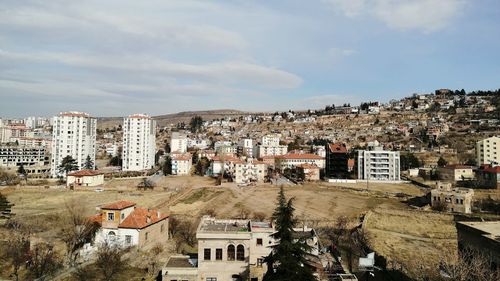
[94,188,104,192]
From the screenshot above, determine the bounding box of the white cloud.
[323,0,466,33]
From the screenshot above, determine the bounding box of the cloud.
[323,0,466,33]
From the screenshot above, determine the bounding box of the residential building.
[171,153,192,175]
[238,138,254,158]
[325,143,349,179]
[66,170,104,188]
[162,255,198,281]
[456,221,500,268]
[50,112,97,177]
[297,163,320,181]
[476,165,500,189]
[438,164,475,182]
[0,145,47,168]
[122,114,156,171]
[255,145,288,158]
[171,132,188,153]
[431,182,474,213]
[357,143,400,181]
[91,200,169,249]
[105,143,119,157]
[234,161,267,184]
[476,136,500,165]
[275,154,325,171]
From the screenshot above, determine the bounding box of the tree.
[263,187,316,281]
[95,243,126,281]
[83,155,94,170]
[17,164,27,178]
[0,192,14,220]
[437,156,448,167]
[27,242,62,280]
[138,177,155,190]
[58,155,79,176]
[59,201,101,265]
[109,156,122,167]
[189,116,203,133]
[163,156,172,175]
[4,231,30,281]
[400,153,421,170]
[195,157,210,176]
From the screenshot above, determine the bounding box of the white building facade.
[51,112,97,177]
[122,114,156,171]
[357,146,400,181]
[476,136,500,166]
[171,132,188,153]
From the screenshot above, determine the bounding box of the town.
[0,89,499,281]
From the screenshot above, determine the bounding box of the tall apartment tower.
[357,142,400,181]
[170,131,188,153]
[476,136,500,166]
[51,112,97,177]
[122,114,156,171]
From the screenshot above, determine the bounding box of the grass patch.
[180,188,224,204]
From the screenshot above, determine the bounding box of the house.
[162,255,198,281]
[296,163,320,181]
[66,170,104,187]
[234,161,267,184]
[171,153,193,175]
[476,165,500,188]
[275,154,325,171]
[438,164,475,182]
[325,143,349,179]
[456,221,500,269]
[431,182,474,213]
[92,200,169,249]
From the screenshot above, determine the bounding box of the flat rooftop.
[459,221,500,235]
[199,218,250,232]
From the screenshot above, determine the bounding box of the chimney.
[146,215,151,223]
[157,211,161,218]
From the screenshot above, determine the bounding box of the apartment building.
[275,154,325,171]
[234,161,267,184]
[357,143,400,181]
[51,112,97,177]
[325,143,349,179]
[476,136,500,165]
[255,145,288,159]
[171,153,192,175]
[91,200,169,249]
[0,145,47,168]
[122,114,156,171]
[171,131,188,153]
[238,138,254,158]
[431,182,474,213]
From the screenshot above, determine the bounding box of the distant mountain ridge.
[97,109,247,129]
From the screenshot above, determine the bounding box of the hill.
[97,109,247,129]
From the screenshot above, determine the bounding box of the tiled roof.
[328,143,347,153]
[100,200,136,210]
[118,207,168,229]
[444,164,473,170]
[172,153,192,161]
[297,163,319,169]
[347,159,355,168]
[484,166,500,173]
[67,169,103,177]
[276,154,324,160]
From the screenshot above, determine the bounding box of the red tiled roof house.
[92,200,169,249]
[66,170,104,187]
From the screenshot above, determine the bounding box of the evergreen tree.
[263,187,316,281]
[437,156,448,167]
[17,164,27,177]
[163,157,172,175]
[83,155,94,170]
[58,156,79,175]
[0,192,14,220]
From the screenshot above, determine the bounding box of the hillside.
[97,109,247,129]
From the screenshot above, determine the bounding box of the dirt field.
[1,176,456,279]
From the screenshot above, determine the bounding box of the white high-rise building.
[170,131,188,153]
[51,112,97,177]
[476,136,500,166]
[122,114,156,171]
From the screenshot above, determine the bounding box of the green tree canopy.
[263,187,316,281]
[189,116,203,133]
[58,155,79,176]
[83,155,94,170]
[437,156,448,167]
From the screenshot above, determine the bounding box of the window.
[257,258,264,267]
[161,224,164,232]
[216,248,222,260]
[206,278,217,281]
[204,248,211,261]
[236,245,245,261]
[121,213,125,220]
[125,235,132,244]
[107,212,114,221]
[145,232,149,240]
[227,245,235,261]
[256,238,263,246]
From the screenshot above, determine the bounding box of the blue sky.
[1,0,499,117]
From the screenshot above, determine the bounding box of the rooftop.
[328,143,348,153]
[67,169,103,177]
[118,207,168,229]
[458,221,500,241]
[198,217,250,233]
[165,255,197,268]
[99,200,136,210]
[276,153,324,160]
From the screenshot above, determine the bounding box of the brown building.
[325,143,349,179]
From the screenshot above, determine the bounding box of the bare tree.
[59,200,101,265]
[95,243,126,281]
[26,242,62,280]
[4,230,30,281]
[252,211,267,221]
[72,264,96,281]
[147,243,164,276]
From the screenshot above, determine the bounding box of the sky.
[1,0,499,117]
